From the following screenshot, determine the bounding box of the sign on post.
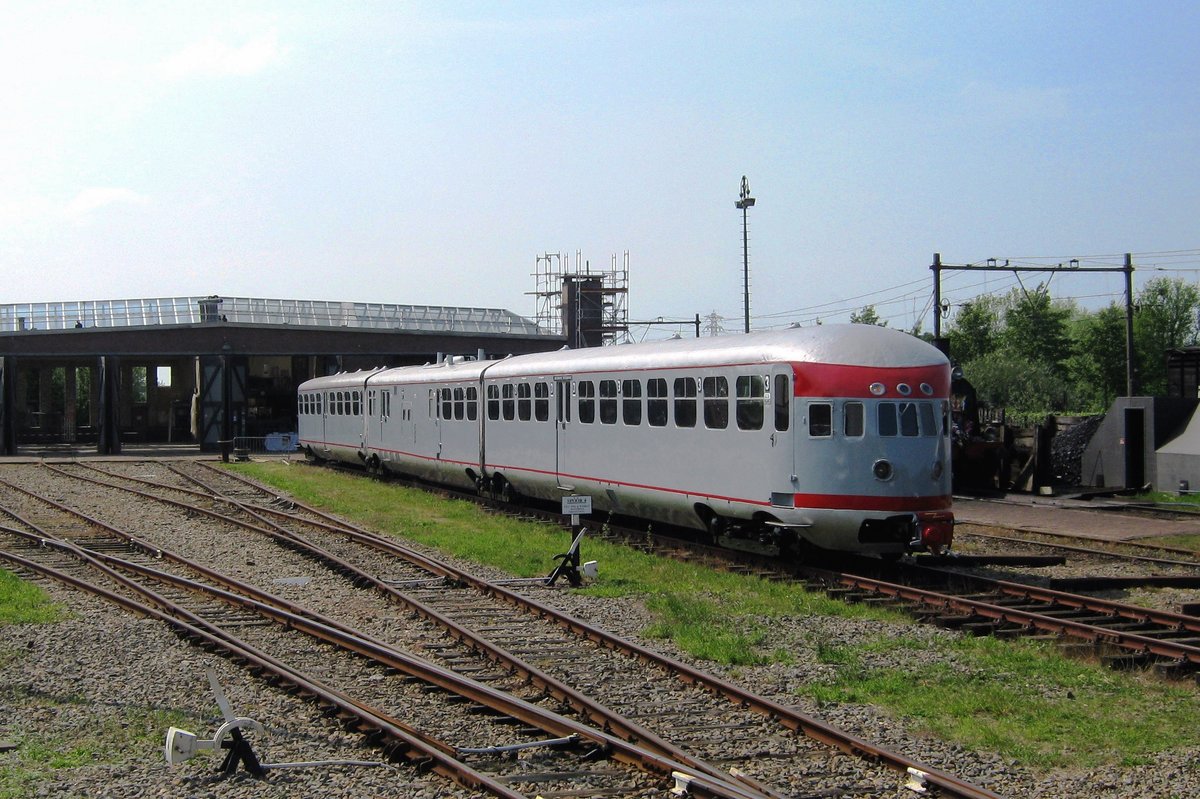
[561,494,592,526]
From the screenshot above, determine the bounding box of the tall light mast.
[735,176,755,334]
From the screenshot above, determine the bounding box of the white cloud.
[158,28,286,81]
[64,187,149,221]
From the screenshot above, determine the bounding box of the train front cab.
[789,388,954,556]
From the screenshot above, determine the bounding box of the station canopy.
[0,296,546,338]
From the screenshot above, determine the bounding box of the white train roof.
[300,325,947,389]
[481,324,946,379]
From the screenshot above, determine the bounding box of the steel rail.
[955,528,1200,569]
[30,463,782,799]
[0,542,771,799]
[0,544,528,799]
[192,461,1006,799]
[902,562,1200,634]
[83,547,775,799]
[955,513,1200,559]
[814,567,1200,665]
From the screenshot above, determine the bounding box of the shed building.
[0,296,562,454]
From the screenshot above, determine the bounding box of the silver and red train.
[297,324,954,556]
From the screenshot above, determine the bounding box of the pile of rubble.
[1051,414,1104,487]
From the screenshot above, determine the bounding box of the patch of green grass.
[228,462,1200,770]
[803,632,1199,769]
[0,701,192,797]
[0,568,64,626]
[1136,533,1200,553]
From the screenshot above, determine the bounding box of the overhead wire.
[694,247,1200,333]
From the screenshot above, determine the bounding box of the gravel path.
[2,462,1199,798]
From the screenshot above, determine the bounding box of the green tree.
[850,305,886,326]
[947,296,1002,364]
[1134,277,1200,396]
[963,350,1071,413]
[1001,284,1072,370]
[1066,304,1127,409]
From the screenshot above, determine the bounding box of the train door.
[431,388,443,459]
[554,377,572,489]
[367,389,378,447]
[320,390,331,456]
[367,388,388,445]
[771,371,796,505]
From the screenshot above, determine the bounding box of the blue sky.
[3,1,1198,338]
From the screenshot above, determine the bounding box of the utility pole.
[736,176,755,334]
[1124,252,1137,396]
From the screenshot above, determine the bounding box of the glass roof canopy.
[0,296,550,338]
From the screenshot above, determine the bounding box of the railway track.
[0,471,783,798]
[0,461,1004,799]
[224,457,1200,680]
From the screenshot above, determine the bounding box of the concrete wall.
[1081,397,1198,489]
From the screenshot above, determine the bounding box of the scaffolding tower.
[531,251,630,348]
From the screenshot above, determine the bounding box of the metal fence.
[231,433,300,459]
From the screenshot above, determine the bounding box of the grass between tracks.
[0,567,63,626]
[223,462,1200,769]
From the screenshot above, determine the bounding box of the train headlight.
[872,459,894,481]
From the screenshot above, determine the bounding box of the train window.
[673,377,697,428]
[599,380,618,424]
[622,379,642,426]
[517,382,532,421]
[556,380,572,424]
[844,402,864,437]
[774,375,790,431]
[919,402,937,437]
[736,375,764,431]
[703,376,729,429]
[441,388,452,420]
[647,378,668,426]
[578,380,595,424]
[368,391,376,418]
[336,391,344,416]
[878,403,897,436]
[429,390,437,419]
[534,382,549,422]
[899,402,919,436]
[383,392,391,419]
[808,403,832,437]
[487,385,500,420]
[466,387,478,421]
[316,394,322,416]
[502,384,515,421]
[453,387,465,420]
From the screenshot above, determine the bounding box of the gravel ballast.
[2,461,1199,798]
